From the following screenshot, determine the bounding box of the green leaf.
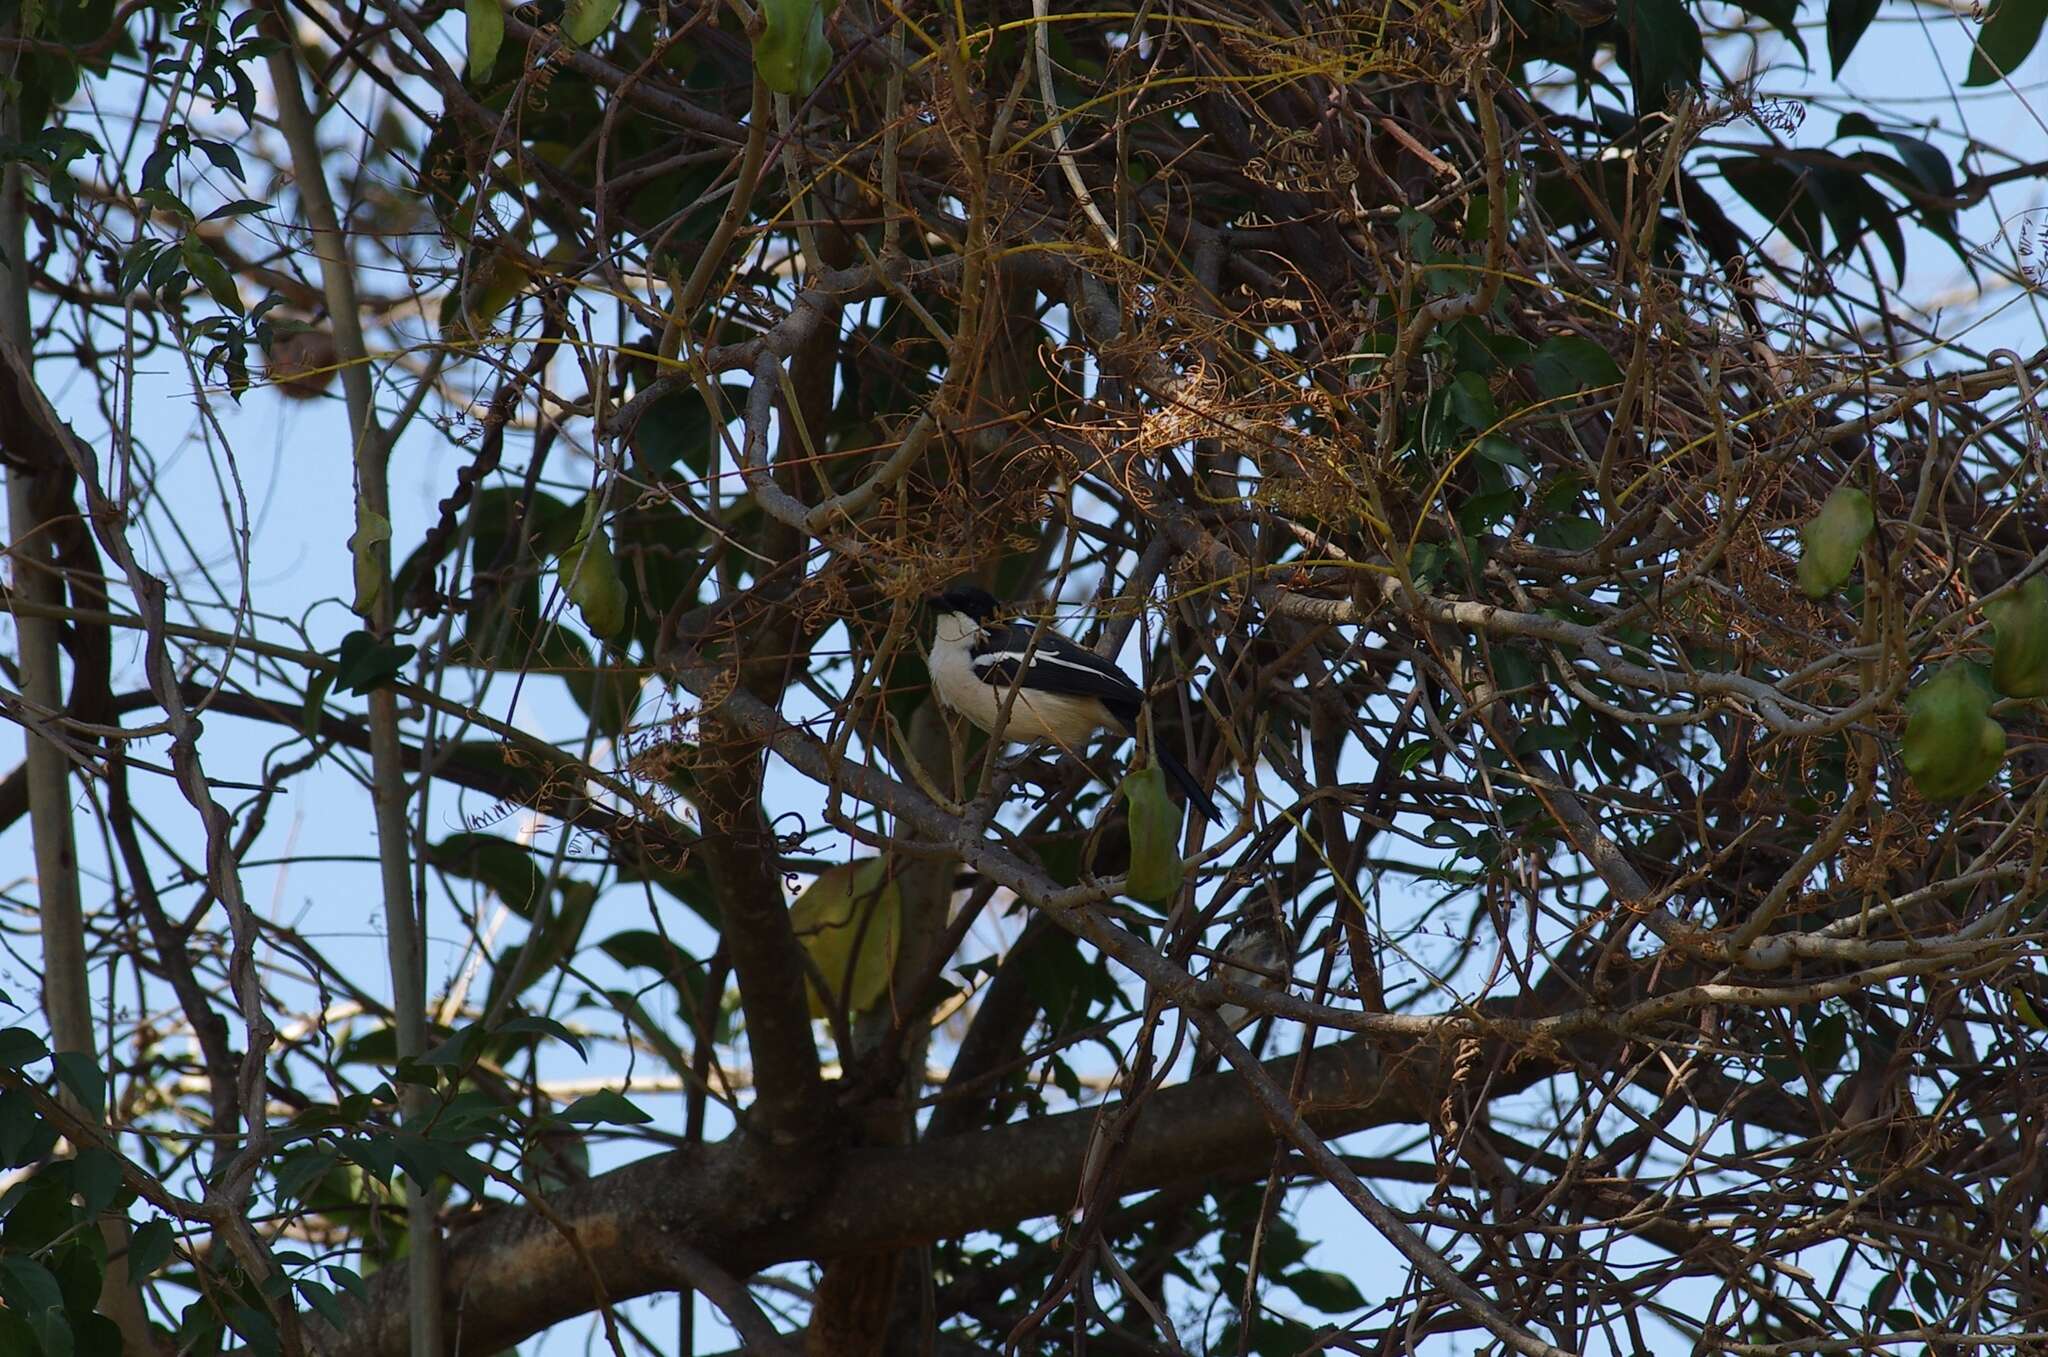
[0,1028,48,1068]
[1515,724,1578,753]
[429,833,548,918]
[295,1279,349,1328]
[1721,156,1826,262]
[1966,0,2048,85]
[1901,664,2005,802]
[467,0,504,78]
[1120,760,1184,904]
[559,1089,653,1125]
[0,1246,83,1357]
[326,1264,369,1298]
[1527,335,1621,400]
[1986,576,2048,698]
[629,384,746,476]
[1837,114,1957,198]
[203,197,272,222]
[72,1147,123,1215]
[1536,514,1601,551]
[789,859,901,1018]
[1477,435,1532,472]
[179,236,243,313]
[556,496,629,640]
[1615,0,1702,109]
[333,629,417,696]
[392,1133,490,1196]
[1735,0,1806,54]
[1446,371,1497,431]
[1796,485,1874,599]
[1826,0,1882,75]
[598,929,698,984]
[188,137,245,181]
[416,1023,484,1069]
[1804,1012,1849,1076]
[561,0,621,45]
[126,1220,176,1279]
[1284,1267,1366,1313]
[497,1014,590,1060]
[753,0,833,96]
[51,1051,105,1119]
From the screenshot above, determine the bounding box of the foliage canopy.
[2,0,2048,1353]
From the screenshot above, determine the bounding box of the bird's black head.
[927,585,1000,621]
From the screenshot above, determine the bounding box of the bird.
[1189,910,1292,1073]
[923,585,1221,823]
[1212,911,1292,1032]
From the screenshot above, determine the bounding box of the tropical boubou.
[924,585,1221,823]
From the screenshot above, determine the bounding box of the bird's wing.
[969,622,1145,717]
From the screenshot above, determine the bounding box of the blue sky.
[3,3,2046,1352]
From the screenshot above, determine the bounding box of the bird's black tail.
[1154,745,1222,824]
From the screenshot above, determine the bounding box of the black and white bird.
[1212,912,1292,1032]
[924,585,1221,823]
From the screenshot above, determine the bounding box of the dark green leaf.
[1735,0,1806,54]
[495,1013,589,1060]
[1515,724,1579,753]
[1721,156,1825,262]
[1284,1267,1366,1313]
[0,1090,57,1168]
[334,630,417,696]
[1616,0,1702,108]
[628,384,745,477]
[71,1147,122,1215]
[202,197,271,222]
[429,833,548,918]
[0,1254,65,1313]
[127,1219,175,1278]
[1805,1012,1849,1076]
[50,1052,104,1119]
[1446,370,1498,431]
[1478,435,1532,472]
[0,1027,48,1067]
[392,1132,489,1196]
[417,1024,484,1069]
[326,1264,369,1298]
[1966,0,2048,85]
[188,137,245,181]
[139,139,175,191]
[1837,116,1958,198]
[1826,0,1883,75]
[296,1278,350,1328]
[559,1089,654,1125]
[597,929,698,984]
[1528,336,1622,400]
[180,236,243,313]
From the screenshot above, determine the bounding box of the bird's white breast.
[927,635,1107,747]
